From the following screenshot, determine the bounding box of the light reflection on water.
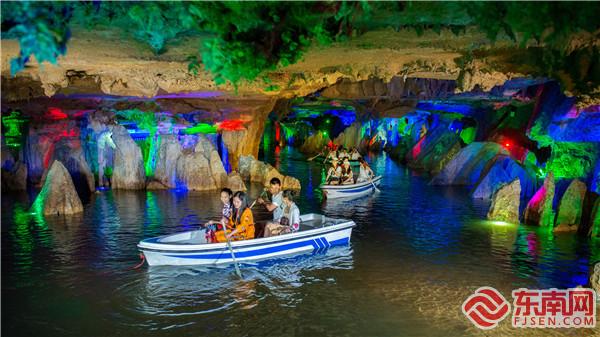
[2,147,599,336]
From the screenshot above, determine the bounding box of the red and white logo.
[512,288,596,328]
[462,287,511,329]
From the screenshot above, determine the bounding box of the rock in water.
[227,172,246,191]
[263,164,285,186]
[588,198,600,237]
[487,179,521,224]
[524,172,555,227]
[431,142,508,186]
[209,150,228,188]
[554,179,587,232]
[175,152,216,191]
[472,155,536,199]
[154,135,182,188]
[110,126,146,189]
[33,160,83,216]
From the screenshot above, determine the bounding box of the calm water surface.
[2,148,599,336]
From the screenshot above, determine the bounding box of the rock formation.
[587,198,600,237]
[226,172,246,191]
[238,155,301,190]
[487,179,521,224]
[1,160,27,191]
[110,125,146,189]
[524,173,555,227]
[431,142,508,186]
[554,180,587,232]
[32,160,83,216]
[472,155,536,200]
[154,135,182,188]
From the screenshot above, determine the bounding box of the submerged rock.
[524,172,555,227]
[431,142,508,186]
[554,179,587,232]
[263,164,285,186]
[146,180,168,190]
[472,155,536,199]
[110,125,146,190]
[487,179,521,224]
[52,139,95,197]
[209,150,228,188]
[237,155,301,190]
[33,160,83,216]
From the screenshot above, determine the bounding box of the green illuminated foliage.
[546,142,598,179]
[2,110,28,147]
[182,123,217,135]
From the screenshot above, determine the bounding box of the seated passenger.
[215,191,255,242]
[350,148,362,160]
[325,160,342,185]
[340,158,354,185]
[204,188,233,242]
[264,190,301,237]
[326,149,338,163]
[356,158,375,183]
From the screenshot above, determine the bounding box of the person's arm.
[291,206,301,232]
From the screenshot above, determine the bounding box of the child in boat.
[205,188,233,242]
[340,158,354,185]
[264,190,301,237]
[215,191,255,242]
[356,158,375,183]
[325,160,342,185]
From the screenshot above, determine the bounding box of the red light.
[47,107,67,120]
[505,143,510,147]
[216,119,246,131]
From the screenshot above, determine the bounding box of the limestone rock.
[554,180,587,232]
[250,159,268,183]
[238,155,254,180]
[587,198,600,237]
[209,150,228,188]
[334,122,362,150]
[472,155,536,199]
[524,172,555,227]
[431,142,508,186]
[406,121,462,174]
[175,152,216,191]
[487,179,521,224]
[33,160,83,216]
[1,161,27,191]
[52,139,95,196]
[110,125,146,189]
[146,180,168,190]
[263,164,285,186]
[195,134,216,158]
[591,263,600,296]
[227,172,246,191]
[154,135,182,188]
[300,132,329,155]
[283,176,302,190]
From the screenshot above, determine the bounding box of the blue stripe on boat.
[164,236,350,260]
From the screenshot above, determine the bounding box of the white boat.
[137,214,355,266]
[320,176,382,199]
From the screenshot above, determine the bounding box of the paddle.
[369,176,380,193]
[221,220,243,278]
[249,189,267,209]
[307,152,322,161]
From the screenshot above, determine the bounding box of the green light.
[2,110,27,147]
[182,123,217,135]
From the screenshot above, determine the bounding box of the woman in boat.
[326,148,338,163]
[215,191,255,242]
[340,158,354,185]
[205,188,233,242]
[325,160,342,185]
[264,190,301,237]
[356,157,375,183]
[337,146,349,160]
[350,147,362,160]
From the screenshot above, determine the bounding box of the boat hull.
[138,214,355,266]
[320,176,382,199]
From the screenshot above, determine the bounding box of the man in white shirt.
[258,177,283,222]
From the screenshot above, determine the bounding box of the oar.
[221,221,242,278]
[307,152,322,161]
[249,189,267,209]
[369,176,380,193]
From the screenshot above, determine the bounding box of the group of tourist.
[203,177,300,243]
[323,147,375,185]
